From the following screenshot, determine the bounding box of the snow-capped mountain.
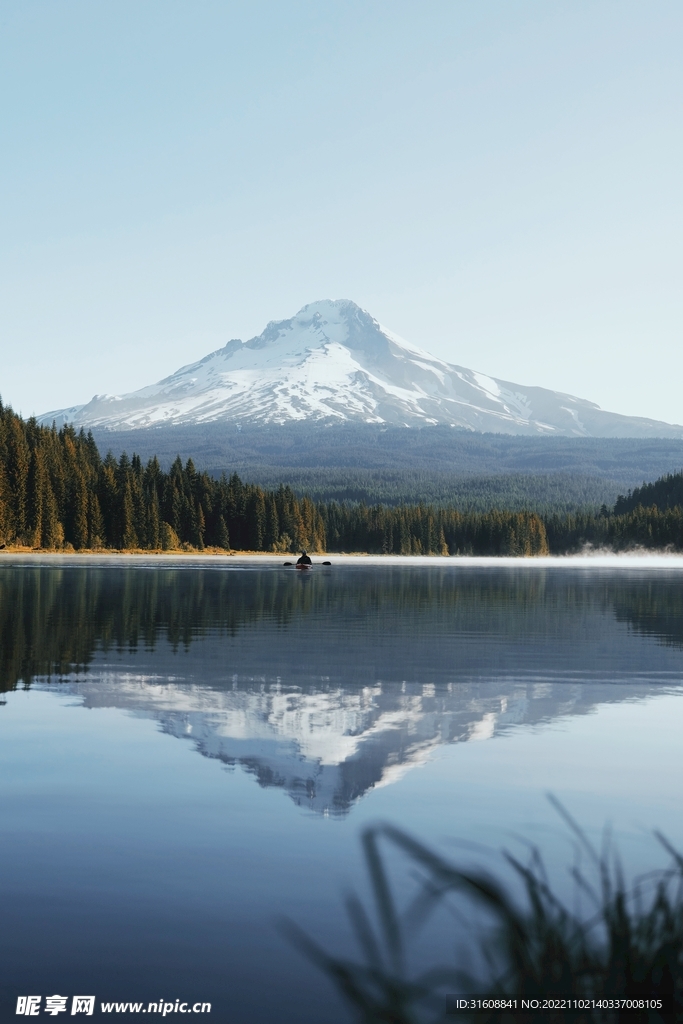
[40,299,683,437]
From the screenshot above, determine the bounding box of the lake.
[1,557,683,1022]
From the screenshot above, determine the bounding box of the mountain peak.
[244,298,382,357]
[38,300,683,438]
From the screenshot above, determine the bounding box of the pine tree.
[41,480,62,549]
[88,492,105,549]
[171,486,183,537]
[72,472,89,549]
[248,491,266,550]
[6,417,30,541]
[0,432,9,544]
[131,473,146,546]
[146,491,161,549]
[160,522,180,550]
[121,480,138,549]
[264,495,279,550]
[98,455,119,547]
[27,450,45,547]
[217,515,230,550]
[194,501,205,550]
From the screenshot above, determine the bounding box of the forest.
[227,465,622,513]
[1,402,682,556]
[614,469,683,514]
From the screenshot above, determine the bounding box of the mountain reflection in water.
[1,562,682,817]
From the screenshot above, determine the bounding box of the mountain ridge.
[39,299,683,438]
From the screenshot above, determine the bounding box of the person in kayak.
[296,550,312,566]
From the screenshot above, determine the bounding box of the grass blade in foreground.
[286,804,683,1023]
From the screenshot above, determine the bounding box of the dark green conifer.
[248,491,266,550]
[41,480,62,549]
[121,480,138,549]
[88,492,105,549]
[217,515,230,550]
[196,502,205,549]
[264,495,279,550]
[27,450,45,547]
[146,491,161,549]
[98,454,119,546]
[6,417,30,541]
[72,472,89,549]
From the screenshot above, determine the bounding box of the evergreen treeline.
[0,403,546,555]
[546,505,683,552]
[1,402,682,555]
[321,503,548,555]
[240,467,621,514]
[0,402,325,553]
[614,469,683,515]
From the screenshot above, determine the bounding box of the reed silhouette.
[286,800,683,1023]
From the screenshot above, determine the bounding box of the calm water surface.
[1,561,683,1022]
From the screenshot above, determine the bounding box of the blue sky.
[2,1,683,423]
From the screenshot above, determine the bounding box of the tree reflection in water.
[2,563,683,817]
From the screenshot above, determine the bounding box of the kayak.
[283,561,332,568]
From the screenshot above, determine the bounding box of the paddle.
[283,560,332,566]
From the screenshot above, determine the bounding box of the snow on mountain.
[39,299,683,437]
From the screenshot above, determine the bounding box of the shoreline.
[2,550,683,569]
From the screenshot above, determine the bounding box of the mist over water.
[1,562,683,1021]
